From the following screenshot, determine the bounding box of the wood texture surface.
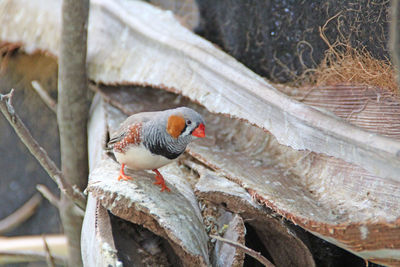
[2,0,400,265]
[192,162,315,267]
[98,86,400,265]
[211,210,245,267]
[82,94,121,267]
[1,0,400,181]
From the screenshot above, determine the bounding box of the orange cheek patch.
[167,115,186,138]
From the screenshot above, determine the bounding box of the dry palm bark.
[85,86,313,266]
[1,0,400,265]
[210,212,245,267]
[191,161,315,267]
[84,94,213,266]
[82,94,120,267]
[87,157,210,266]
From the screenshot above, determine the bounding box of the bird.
[107,107,205,192]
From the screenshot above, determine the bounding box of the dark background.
[196,0,390,83]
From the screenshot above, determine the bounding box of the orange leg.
[152,169,171,192]
[117,163,133,181]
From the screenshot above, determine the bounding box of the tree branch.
[42,235,56,267]
[210,234,275,267]
[0,193,42,234]
[31,81,57,113]
[0,251,64,265]
[0,89,86,209]
[57,0,90,266]
[0,234,66,265]
[58,0,89,191]
[36,184,60,209]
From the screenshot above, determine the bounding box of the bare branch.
[31,81,57,113]
[57,0,90,265]
[0,234,66,264]
[36,185,60,209]
[0,193,42,234]
[0,89,86,209]
[0,251,64,265]
[42,235,56,267]
[58,0,89,191]
[210,234,275,267]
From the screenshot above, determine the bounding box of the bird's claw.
[153,180,171,192]
[118,173,133,181]
[152,169,171,192]
[117,163,133,181]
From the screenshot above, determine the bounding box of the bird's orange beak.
[192,123,205,138]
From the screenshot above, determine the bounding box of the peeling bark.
[192,163,315,267]
[95,86,400,266]
[82,94,121,267]
[84,94,209,266]
[86,158,210,266]
[211,212,245,267]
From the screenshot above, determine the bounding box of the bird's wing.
[107,111,159,148]
[107,131,127,147]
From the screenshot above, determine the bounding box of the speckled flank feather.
[113,123,142,153]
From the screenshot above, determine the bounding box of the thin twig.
[210,234,275,267]
[0,251,64,265]
[0,251,48,263]
[0,89,86,209]
[0,234,66,264]
[31,81,57,113]
[42,235,56,267]
[36,185,60,209]
[0,194,42,234]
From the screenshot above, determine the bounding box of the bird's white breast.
[114,144,173,171]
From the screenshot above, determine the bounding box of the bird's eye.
[186,120,192,125]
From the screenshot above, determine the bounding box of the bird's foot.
[118,173,133,181]
[117,163,133,181]
[152,169,171,192]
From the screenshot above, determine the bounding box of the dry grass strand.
[297,12,398,95]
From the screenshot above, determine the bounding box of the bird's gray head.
[142,107,205,160]
[165,107,205,139]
